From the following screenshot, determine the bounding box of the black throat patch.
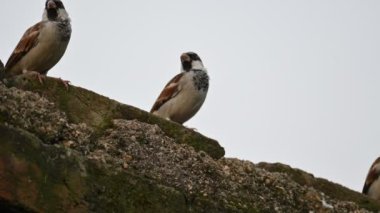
[192,69,209,91]
[47,8,58,20]
[182,61,192,72]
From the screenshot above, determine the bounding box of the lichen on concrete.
[0,81,92,144]
[0,77,379,212]
[4,74,224,159]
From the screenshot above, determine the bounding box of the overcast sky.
[1,0,379,192]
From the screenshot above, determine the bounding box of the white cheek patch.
[191,61,205,70]
[57,9,70,20]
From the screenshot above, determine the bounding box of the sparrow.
[362,157,380,200]
[150,52,209,124]
[4,0,71,86]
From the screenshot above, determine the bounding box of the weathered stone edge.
[4,75,225,159]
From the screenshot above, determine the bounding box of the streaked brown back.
[5,22,42,72]
[150,72,184,112]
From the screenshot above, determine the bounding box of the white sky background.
[1,0,379,192]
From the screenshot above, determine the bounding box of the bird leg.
[23,70,70,90]
[24,70,46,84]
[36,73,45,84]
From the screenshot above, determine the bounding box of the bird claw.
[26,71,45,84]
[58,78,70,90]
[37,73,45,84]
[24,71,70,90]
[186,126,198,132]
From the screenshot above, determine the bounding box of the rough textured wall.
[0,71,379,212]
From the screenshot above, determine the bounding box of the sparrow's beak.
[181,53,192,71]
[47,0,57,9]
[180,53,191,63]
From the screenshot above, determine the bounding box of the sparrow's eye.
[188,53,201,62]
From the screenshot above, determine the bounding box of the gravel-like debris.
[84,119,369,212]
[0,82,92,144]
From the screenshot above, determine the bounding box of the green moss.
[115,104,225,159]
[0,112,8,123]
[190,194,259,213]
[5,75,225,159]
[257,162,380,212]
[0,125,86,212]
[84,165,189,212]
[0,124,228,212]
[0,200,35,213]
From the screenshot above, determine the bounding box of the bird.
[4,0,71,86]
[150,52,209,124]
[362,157,380,200]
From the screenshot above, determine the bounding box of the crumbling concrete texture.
[0,75,379,212]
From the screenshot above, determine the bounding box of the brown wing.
[363,157,380,194]
[150,73,184,113]
[5,22,42,71]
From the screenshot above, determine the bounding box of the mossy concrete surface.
[258,162,380,211]
[0,124,222,212]
[4,74,224,159]
[0,125,85,212]
[1,74,379,212]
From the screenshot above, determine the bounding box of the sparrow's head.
[43,0,69,21]
[181,52,204,72]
